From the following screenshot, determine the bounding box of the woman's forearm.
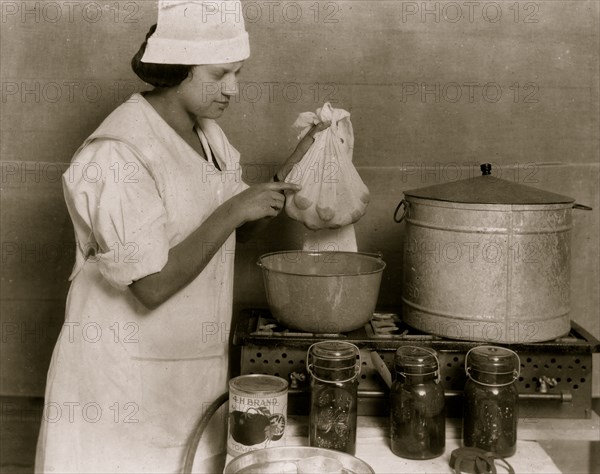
[129,180,296,309]
[129,198,243,309]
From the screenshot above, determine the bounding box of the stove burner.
[243,309,442,342]
[251,312,415,338]
[251,315,346,338]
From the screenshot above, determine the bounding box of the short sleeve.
[63,139,170,290]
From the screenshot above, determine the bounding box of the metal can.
[227,374,289,457]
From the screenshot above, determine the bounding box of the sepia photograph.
[1,1,599,472]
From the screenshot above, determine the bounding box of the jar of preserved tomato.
[463,345,520,457]
[390,346,445,459]
[307,341,360,455]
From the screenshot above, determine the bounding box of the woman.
[35,2,326,472]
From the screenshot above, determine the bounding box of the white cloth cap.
[141,0,250,65]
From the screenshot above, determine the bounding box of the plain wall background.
[1,1,599,397]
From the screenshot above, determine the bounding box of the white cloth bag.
[285,103,370,251]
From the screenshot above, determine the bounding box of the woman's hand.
[233,181,301,225]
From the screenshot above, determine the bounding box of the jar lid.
[309,341,359,369]
[394,346,439,374]
[467,346,518,374]
[403,163,574,205]
[449,448,495,474]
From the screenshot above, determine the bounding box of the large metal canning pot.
[394,164,590,343]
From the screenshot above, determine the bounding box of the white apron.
[35,93,248,473]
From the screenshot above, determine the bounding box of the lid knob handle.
[480,163,492,176]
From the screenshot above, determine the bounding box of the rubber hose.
[182,392,229,474]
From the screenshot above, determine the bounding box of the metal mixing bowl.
[224,446,375,473]
[257,251,386,333]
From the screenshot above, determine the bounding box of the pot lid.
[403,163,575,205]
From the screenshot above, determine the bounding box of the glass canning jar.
[390,345,446,459]
[463,345,520,458]
[307,341,360,455]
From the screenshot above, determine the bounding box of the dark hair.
[131,24,193,88]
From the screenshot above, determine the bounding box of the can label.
[227,375,288,457]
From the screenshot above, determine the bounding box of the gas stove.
[233,309,599,419]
